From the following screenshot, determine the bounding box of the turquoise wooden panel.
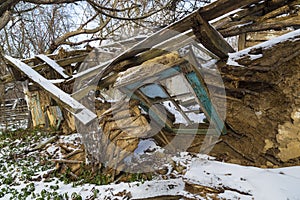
[185,71,226,135]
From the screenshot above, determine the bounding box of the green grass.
[0,128,155,199]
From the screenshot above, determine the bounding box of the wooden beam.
[36,54,70,79]
[199,0,262,21]
[33,54,88,71]
[219,13,300,37]
[192,13,235,59]
[4,56,97,125]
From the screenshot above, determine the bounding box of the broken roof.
[2,0,299,135]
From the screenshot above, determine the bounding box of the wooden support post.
[238,33,246,50]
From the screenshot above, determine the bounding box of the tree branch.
[25,0,83,4]
[0,10,11,30]
[87,0,141,12]
[91,1,172,21]
[47,17,111,53]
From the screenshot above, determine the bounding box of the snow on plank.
[5,56,97,125]
[36,54,70,79]
[227,28,300,67]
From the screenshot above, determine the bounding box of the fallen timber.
[2,0,300,174]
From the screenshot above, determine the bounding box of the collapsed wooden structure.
[2,0,300,171]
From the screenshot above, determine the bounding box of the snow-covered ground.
[0,119,28,133]
[0,132,300,199]
[185,155,300,199]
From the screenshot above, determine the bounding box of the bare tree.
[0,0,211,57]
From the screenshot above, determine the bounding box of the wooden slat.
[36,54,70,79]
[4,56,97,125]
[192,13,235,59]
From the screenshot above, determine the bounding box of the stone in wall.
[276,109,300,162]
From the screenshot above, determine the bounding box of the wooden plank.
[245,41,262,48]
[29,91,46,127]
[199,0,262,21]
[5,56,97,125]
[192,13,235,59]
[114,53,185,89]
[34,54,88,71]
[97,0,261,77]
[36,54,70,79]
[219,14,300,37]
[246,30,291,41]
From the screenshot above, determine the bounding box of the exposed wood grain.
[199,0,262,21]
[34,54,88,71]
[246,30,291,41]
[192,13,235,59]
[36,54,70,79]
[220,14,300,37]
[5,56,97,125]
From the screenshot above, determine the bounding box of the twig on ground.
[62,149,84,159]
[26,135,58,153]
[50,159,84,164]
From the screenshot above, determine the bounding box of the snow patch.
[185,158,300,199]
